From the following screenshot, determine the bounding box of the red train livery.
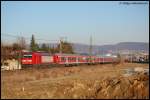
[21,52,119,67]
[21,52,54,65]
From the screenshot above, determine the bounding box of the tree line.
[1,34,74,61]
[30,34,74,53]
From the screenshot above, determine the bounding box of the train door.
[66,56,69,65]
[53,55,59,64]
[76,56,79,64]
[32,53,40,65]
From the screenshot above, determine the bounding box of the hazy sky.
[1,1,149,45]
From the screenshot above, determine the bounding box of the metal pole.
[131,50,132,63]
[18,34,21,70]
[102,50,104,63]
[89,35,92,64]
[64,37,67,42]
[48,44,50,54]
[18,51,20,69]
[59,37,62,54]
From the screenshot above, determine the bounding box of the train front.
[21,52,33,66]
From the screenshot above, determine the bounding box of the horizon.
[2,40,149,47]
[1,1,149,45]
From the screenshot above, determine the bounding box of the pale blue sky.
[1,1,149,45]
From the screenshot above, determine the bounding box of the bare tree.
[1,41,4,62]
[17,36,27,50]
[1,43,13,60]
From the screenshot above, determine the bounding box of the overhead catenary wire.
[2,33,69,54]
[1,33,59,41]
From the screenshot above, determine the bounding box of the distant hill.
[33,42,149,54]
[115,42,149,51]
[72,42,149,54]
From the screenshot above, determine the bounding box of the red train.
[21,51,120,67]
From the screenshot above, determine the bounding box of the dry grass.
[1,63,149,99]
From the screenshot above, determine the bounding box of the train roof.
[54,53,92,56]
[22,51,52,56]
[54,53,81,56]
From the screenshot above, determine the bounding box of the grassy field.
[1,63,149,99]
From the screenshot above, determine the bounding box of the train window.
[78,57,82,61]
[70,58,72,61]
[73,57,76,61]
[23,55,32,58]
[68,57,71,61]
[86,58,89,60]
[61,57,66,61]
[68,57,76,61]
[72,57,76,61]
